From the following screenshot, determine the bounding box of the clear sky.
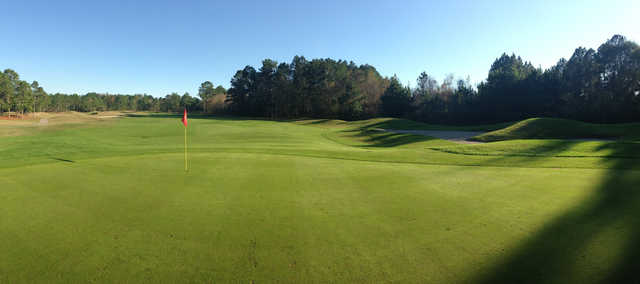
[1,0,638,97]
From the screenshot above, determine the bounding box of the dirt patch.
[0,112,122,137]
[0,114,26,120]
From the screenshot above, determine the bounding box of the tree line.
[1,35,639,123]
[0,72,227,114]
[226,56,389,119]
[226,35,640,123]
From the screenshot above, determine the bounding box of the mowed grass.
[2,113,640,283]
[471,117,640,142]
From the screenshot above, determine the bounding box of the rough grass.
[2,113,640,283]
[471,117,640,142]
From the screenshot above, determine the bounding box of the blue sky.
[1,0,638,97]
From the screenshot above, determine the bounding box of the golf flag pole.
[182,108,188,171]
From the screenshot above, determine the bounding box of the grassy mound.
[294,117,512,131]
[471,117,640,142]
[295,117,512,149]
[348,117,513,131]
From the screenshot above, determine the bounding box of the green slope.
[471,117,640,142]
[294,117,512,131]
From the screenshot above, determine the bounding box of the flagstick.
[184,126,188,172]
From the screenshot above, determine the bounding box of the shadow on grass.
[51,157,75,163]
[301,119,333,125]
[467,141,640,283]
[364,119,515,131]
[469,140,582,158]
[364,132,437,147]
[430,140,640,169]
[338,124,438,148]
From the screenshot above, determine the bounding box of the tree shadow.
[428,140,584,170]
[467,141,640,283]
[51,157,75,163]
[297,119,335,125]
[430,139,640,170]
[363,132,437,147]
[337,124,438,148]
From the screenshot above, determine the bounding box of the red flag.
[181,108,188,127]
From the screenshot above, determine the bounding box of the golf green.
[1,114,639,283]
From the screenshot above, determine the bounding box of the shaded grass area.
[304,117,460,149]
[468,136,640,284]
[472,117,640,142]
[296,117,512,131]
[2,113,640,283]
[429,140,640,159]
[350,117,514,131]
[322,127,450,148]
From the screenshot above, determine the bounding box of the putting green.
[1,114,639,283]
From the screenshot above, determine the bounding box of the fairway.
[2,113,640,283]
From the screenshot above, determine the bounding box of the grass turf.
[1,113,640,283]
[471,117,640,142]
